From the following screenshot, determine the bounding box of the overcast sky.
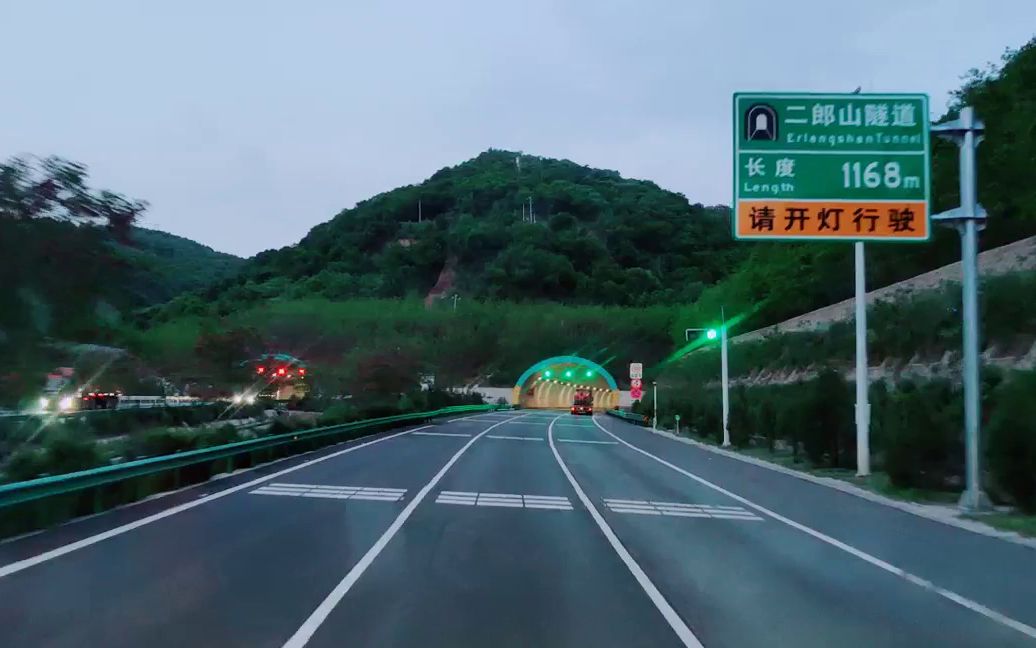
[2,2,1033,257]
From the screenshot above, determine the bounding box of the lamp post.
[685,306,730,446]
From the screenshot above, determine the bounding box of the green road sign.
[733,92,930,242]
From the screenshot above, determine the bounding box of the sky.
[1,1,1033,257]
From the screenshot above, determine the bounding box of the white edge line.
[591,416,1036,641]
[0,424,435,580]
[549,416,703,648]
[281,412,536,648]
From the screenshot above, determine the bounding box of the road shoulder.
[611,418,1036,550]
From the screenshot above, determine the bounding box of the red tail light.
[257,366,266,374]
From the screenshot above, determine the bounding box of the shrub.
[800,369,853,467]
[987,371,1036,511]
[881,380,962,490]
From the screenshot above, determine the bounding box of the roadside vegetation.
[640,368,1036,517]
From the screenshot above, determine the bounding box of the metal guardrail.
[606,408,649,425]
[0,404,503,510]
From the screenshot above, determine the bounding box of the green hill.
[153,151,744,323]
[112,226,243,305]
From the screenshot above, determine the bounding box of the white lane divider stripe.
[251,484,408,502]
[548,417,703,648]
[485,435,543,441]
[281,412,537,648]
[591,416,1036,641]
[433,491,573,510]
[601,498,763,521]
[411,431,472,438]
[0,424,437,580]
[556,439,617,445]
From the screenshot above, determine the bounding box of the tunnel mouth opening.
[513,355,619,411]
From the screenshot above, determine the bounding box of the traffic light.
[706,328,719,340]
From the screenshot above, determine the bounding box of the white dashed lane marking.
[603,498,763,521]
[411,431,472,437]
[556,438,617,445]
[435,491,573,510]
[485,434,543,441]
[251,483,407,502]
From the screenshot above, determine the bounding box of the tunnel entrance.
[512,356,619,410]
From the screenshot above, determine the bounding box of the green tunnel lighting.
[543,370,553,378]
[564,369,573,379]
[585,369,594,378]
[706,328,719,340]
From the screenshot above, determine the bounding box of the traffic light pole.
[720,306,730,447]
[931,105,990,512]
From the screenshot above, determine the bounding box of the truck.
[571,388,594,416]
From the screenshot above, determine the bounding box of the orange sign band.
[736,200,928,240]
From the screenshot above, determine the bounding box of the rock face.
[424,257,458,307]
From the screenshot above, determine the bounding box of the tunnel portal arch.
[512,355,619,410]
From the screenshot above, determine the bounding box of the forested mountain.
[156,151,744,319]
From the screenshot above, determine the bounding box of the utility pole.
[855,242,870,475]
[418,199,422,224]
[452,294,459,312]
[932,106,990,511]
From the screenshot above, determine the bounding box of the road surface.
[1,410,1034,647]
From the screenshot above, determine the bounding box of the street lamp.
[685,306,730,447]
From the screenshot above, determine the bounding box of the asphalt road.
[1,410,1034,647]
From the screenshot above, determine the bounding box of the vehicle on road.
[571,388,593,415]
[243,353,311,402]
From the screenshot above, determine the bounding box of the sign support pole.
[931,106,990,512]
[854,241,871,476]
[652,381,658,431]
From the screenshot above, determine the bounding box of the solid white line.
[0,424,437,580]
[591,416,1036,641]
[548,417,703,648]
[485,435,543,441]
[556,439,617,445]
[281,412,535,648]
[411,431,472,438]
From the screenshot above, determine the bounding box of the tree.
[0,155,148,237]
